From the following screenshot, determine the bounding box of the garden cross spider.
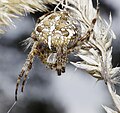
[15,9,99,101]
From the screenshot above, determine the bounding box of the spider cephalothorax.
[15,9,98,100]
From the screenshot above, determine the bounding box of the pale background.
[0,0,120,113]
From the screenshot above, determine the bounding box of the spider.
[15,9,99,101]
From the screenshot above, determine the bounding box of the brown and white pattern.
[15,6,98,100]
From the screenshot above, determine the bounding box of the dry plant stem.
[90,36,111,83]
[0,0,57,34]
[68,0,120,112]
[103,82,120,113]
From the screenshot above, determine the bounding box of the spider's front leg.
[56,46,63,75]
[79,6,99,42]
[56,45,68,75]
[15,41,38,101]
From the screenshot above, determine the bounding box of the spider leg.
[56,45,68,75]
[56,46,62,75]
[61,46,68,73]
[15,70,25,101]
[15,42,38,101]
[21,46,39,92]
[80,6,99,42]
[21,63,32,92]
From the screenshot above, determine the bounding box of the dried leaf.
[77,54,98,66]
[107,82,120,112]
[102,106,118,113]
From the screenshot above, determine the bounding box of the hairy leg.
[15,42,38,101]
[56,45,68,75]
[61,46,68,73]
[80,6,99,42]
[56,46,62,75]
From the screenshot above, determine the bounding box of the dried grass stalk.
[102,82,120,113]
[71,0,119,87]
[0,0,57,34]
[69,0,120,112]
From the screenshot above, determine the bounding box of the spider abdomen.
[35,11,80,48]
[32,11,81,75]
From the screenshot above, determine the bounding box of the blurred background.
[0,0,120,113]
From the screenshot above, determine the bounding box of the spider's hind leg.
[15,42,38,101]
